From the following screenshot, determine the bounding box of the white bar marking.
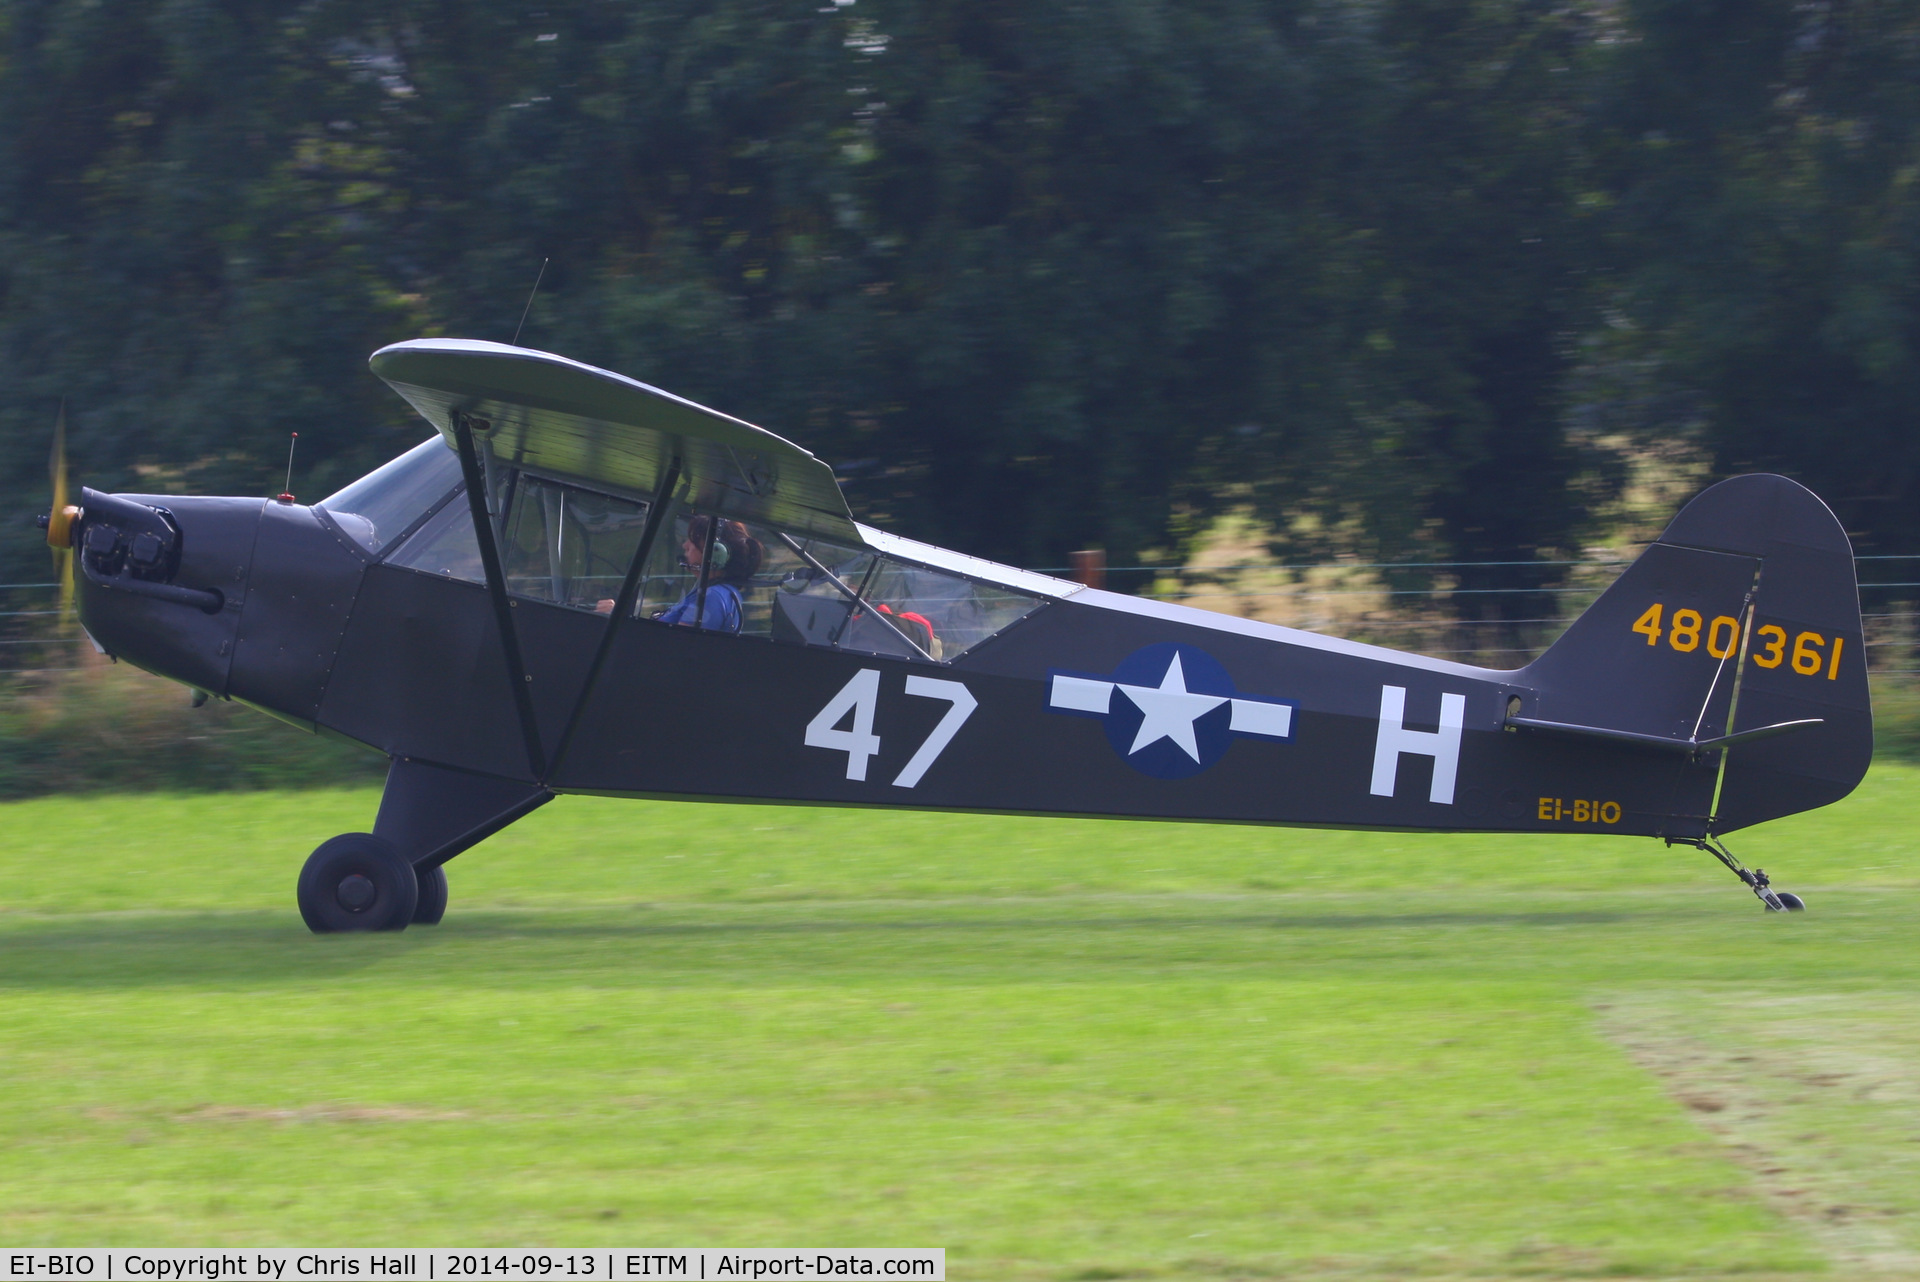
[1228,698,1293,739]
[1048,674,1115,715]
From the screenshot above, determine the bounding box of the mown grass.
[2,767,1919,1278]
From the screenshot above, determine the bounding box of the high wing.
[369,338,860,543]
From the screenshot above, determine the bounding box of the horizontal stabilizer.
[1505,714,1824,755]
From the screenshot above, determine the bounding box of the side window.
[388,483,1046,656]
[764,536,1044,660]
[387,470,648,611]
[498,476,649,609]
[765,541,893,651]
[627,516,890,646]
[633,512,785,634]
[862,559,1046,658]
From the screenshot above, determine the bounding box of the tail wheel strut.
[1672,836,1805,912]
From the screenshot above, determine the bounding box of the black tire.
[1777,891,1807,912]
[413,863,448,925]
[297,833,419,933]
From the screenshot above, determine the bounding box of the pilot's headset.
[683,518,732,574]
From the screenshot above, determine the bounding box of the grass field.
[3,766,1920,1279]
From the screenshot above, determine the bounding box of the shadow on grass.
[439,908,1634,936]
[0,906,1630,989]
[0,913,431,988]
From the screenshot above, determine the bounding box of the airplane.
[38,338,1871,930]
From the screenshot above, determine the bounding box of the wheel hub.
[336,873,376,912]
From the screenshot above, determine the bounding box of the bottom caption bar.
[2,1252,942,1282]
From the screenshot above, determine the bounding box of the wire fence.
[7,555,1920,676]
[0,581,86,676]
[1030,554,1920,672]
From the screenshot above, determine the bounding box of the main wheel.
[413,863,448,925]
[1777,891,1807,912]
[297,833,419,933]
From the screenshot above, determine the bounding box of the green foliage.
[1,0,1916,605]
[1871,674,1920,761]
[0,661,385,800]
[1603,0,1920,559]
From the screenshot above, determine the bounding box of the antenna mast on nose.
[278,432,299,503]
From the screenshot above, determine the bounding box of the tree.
[1605,0,1920,558]
[12,0,1906,613]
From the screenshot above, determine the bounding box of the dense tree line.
[3,0,1918,617]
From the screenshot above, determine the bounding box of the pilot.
[652,515,763,633]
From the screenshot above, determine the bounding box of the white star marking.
[1117,652,1229,761]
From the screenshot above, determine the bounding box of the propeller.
[41,402,78,630]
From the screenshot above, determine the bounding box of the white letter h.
[1370,685,1466,804]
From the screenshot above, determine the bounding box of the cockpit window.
[765,536,1045,660]
[497,475,651,608]
[627,518,1044,660]
[380,457,1049,658]
[317,436,464,554]
[386,468,651,611]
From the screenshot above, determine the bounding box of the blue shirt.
[657,582,742,633]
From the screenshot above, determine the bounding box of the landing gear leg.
[1675,836,1805,911]
[368,758,551,930]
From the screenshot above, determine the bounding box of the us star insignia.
[1045,642,1299,779]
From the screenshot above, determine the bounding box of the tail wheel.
[298,833,418,933]
[413,863,449,925]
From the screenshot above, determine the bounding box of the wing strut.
[453,409,548,780]
[1707,597,1760,830]
[546,456,685,783]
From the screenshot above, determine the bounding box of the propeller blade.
[49,402,74,629]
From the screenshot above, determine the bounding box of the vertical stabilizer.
[1520,474,1870,833]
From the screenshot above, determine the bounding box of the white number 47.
[804,668,978,788]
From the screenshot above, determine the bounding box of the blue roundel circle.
[1102,642,1238,779]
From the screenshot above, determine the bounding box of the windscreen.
[317,436,464,554]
